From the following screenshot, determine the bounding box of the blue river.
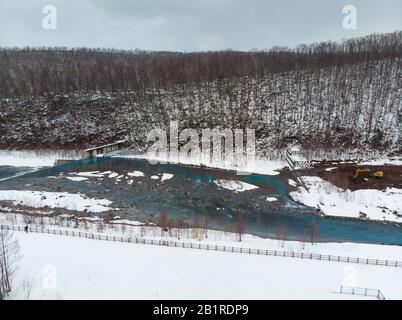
[0,157,401,245]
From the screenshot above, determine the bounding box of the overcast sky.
[0,0,401,51]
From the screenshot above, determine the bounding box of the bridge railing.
[1,224,401,268]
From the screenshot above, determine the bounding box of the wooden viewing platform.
[285,146,310,192]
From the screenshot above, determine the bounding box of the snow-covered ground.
[290,177,402,223]
[0,150,81,167]
[358,157,402,166]
[9,231,402,300]
[0,190,112,213]
[3,210,402,299]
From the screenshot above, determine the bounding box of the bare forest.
[0,32,401,156]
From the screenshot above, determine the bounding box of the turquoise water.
[0,166,33,180]
[1,157,401,245]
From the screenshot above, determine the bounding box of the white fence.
[340,286,386,300]
[2,224,402,268]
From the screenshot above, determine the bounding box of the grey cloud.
[0,0,401,51]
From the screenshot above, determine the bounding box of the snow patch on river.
[74,171,104,178]
[127,170,145,177]
[161,173,174,181]
[66,176,88,182]
[214,179,259,193]
[0,190,112,213]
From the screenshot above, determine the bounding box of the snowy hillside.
[0,59,400,156]
[0,32,401,157]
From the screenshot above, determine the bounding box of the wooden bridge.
[81,140,127,159]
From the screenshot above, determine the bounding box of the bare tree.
[235,211,245,242]
[158,208,169,232]
[309,220,318,245]
[0,31,400,98]
[275,227,288,248]
[19,278,34,300]
[0,230,20,300]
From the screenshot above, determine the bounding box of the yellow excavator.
[352,168,384,179]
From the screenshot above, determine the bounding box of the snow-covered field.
[290,177,402,223]
[10,231,402,300]
[3,209,402,300]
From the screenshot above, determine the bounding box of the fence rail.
[2,224,401,268]
[340,286,386,300]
